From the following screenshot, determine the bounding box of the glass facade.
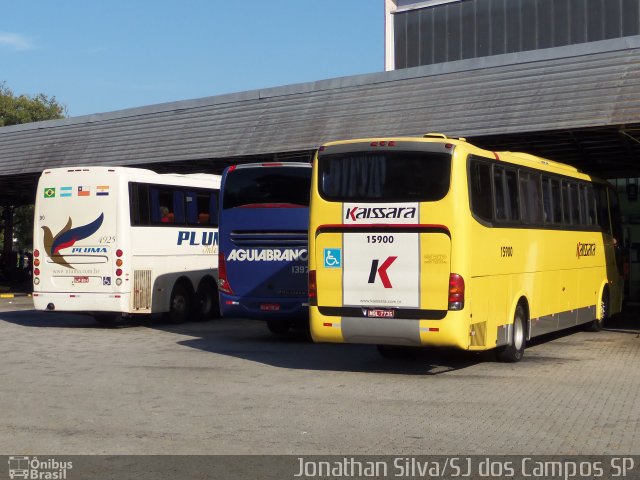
[393,0,640,69]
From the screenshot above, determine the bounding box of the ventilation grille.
[469,321,487,347]
[133,270,152,311]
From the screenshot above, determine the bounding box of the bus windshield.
[223,167,310,209]
[318,151,451,202]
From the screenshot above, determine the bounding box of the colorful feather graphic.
[42,213,104,268]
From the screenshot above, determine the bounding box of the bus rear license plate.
[73,276,89,283]
[365,308,395,318]
[260,303,280,311]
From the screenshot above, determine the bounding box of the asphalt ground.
[0,296,638,456]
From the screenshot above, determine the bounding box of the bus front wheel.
[585,288,609,332]
[496,304,526,363]
[165,283,192,324]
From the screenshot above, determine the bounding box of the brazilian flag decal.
[44,187,56,198]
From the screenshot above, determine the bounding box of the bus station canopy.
[1,36,640,205]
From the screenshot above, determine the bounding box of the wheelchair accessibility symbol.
[324,248,342,268]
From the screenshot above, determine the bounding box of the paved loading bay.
[0,297,638,455]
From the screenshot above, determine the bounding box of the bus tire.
[267,319,290,335]
[195,278,219,321]
[585,288,609,332]
[496,303,526,363]
[165,282,192,324]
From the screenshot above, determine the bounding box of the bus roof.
[41,166,220,182]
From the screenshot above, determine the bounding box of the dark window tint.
[568,182,580,225]
[519,171,542,223]
[580,184,597,226]
[129,182,218,227]
[561,180,572,224]
[223,167,311,209]
[469,159,493,222]
[595,184,611,234]
[494,167,519,222]
[550,178,563,224]
[319,151,451,202]
[542,176,564,224]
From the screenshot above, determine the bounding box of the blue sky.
[0,1,383,117]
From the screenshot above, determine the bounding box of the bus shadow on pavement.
[0,309,151,329]
[153,319,488,376]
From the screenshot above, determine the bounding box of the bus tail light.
[309,270,317,305]
[218,253,234,295]
[448,273,465,311]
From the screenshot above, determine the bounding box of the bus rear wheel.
[165,283,192,324]
[195,279,219,321]
[496,304,526,363]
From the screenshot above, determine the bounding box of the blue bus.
[218,162,312,333]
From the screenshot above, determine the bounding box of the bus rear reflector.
[309,270,317,305]
[448,273,465,311]
[218,253,234,295]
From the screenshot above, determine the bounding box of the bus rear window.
[223,167,311,209]
[318,151,451,202]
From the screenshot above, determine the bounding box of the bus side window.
[550,178,562,224]
[561,180,572,225]
[209,191,219,227]
[582,184,597,226]
[494,166,519,222]
[173,190,185,224]
[542,176,552,223]
[129,182,151,226]
[595,185,611,234]
[568,182,580,225]
[519,171,542,224]
[185,191,199,225]
[469,159,492,222]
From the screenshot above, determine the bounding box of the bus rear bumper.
[33,292,131,313]
[220,294,308,320]
[310,307,469,349]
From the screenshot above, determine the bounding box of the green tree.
[1,82,66,278]
[0,81,66,126]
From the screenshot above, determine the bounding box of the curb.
[0,293,32,299]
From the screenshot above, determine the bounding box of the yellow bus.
[308,134,624,361]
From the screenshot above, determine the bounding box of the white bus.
[32,166,221,324]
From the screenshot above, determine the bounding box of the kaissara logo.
[577,242,596,258]
[345,206,417,222]
[368,256,397,288]
[41,213,104,269]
